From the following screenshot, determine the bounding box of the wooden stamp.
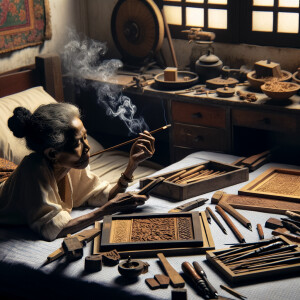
[254,60,282,78]
[145,278,160,290]
[85,255,102,272]
[62,236,83,261]
[154,274,170,288]
[101,249,120,266]
[265,218,283,229]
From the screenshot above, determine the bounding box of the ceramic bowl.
[261,81,300,100]
[247,70,292,90]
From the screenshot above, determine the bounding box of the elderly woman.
[0,103,155,241]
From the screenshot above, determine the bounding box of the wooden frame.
[239,167,300,202]
[140,161,248,201]
[0,54,64,102]
[93,211,215,258]
[206,235,300,283]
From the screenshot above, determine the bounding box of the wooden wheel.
[111,0,164,64]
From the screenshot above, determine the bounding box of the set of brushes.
[213,238,300,274]
[165,165,226,185]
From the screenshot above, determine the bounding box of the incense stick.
[90,124,171,157]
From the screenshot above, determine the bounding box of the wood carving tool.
[157,253,185,288]
[225,237,280,247]
[212,191,252,231]
[46,228,101,264]
[242,256,300,270]
[281,219,300,235]
[281,218,300,227]
[168,198,208,213]
[206,206,227,234]
[215,205,246,243]
[265,217,283,229]
[257,224,264,239]
[213,244,261,260]
[211,190,300,214]
[137,176,165,196]
[192,261,218,299]
[181,262,211,299]
[205,208,211,224]
[62,235,83,261]
[90,124,171,157]
[224,241,284,263]
[272,228,300,243]
[286,210,300,222]
[220,285,247,300]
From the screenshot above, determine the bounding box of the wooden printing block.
[171,288,187,300]
[62,236,83,261]
[145,278,160,290]
[265,218,283,229]
[154,274,170,288]
[164,67,177,81]
[101,249,120,266]
[85,255,102,272]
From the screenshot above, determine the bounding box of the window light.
[164,5,182,25]
[252,11,273,32]
[208,0,227,4]
[278,12,299,33]
[186,0,204,3]
[279,0,299,8]
[186,7,204,27]
[208,9,227,29]
[253,0,274,6]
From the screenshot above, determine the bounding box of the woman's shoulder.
[19,153,52,175]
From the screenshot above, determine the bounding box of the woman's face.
[55,117,90,169]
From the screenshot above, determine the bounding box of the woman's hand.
[104,192,148,213]
[129,130,155,168]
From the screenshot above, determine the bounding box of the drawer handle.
[192,112,203,118]
[260,118,271,124]
[194,136,204,142]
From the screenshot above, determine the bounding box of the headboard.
[0,53,64,102]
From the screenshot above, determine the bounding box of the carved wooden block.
[85,255,102,272]
[62,236,83,261]
[100,212,203,255]
[101,249,120,266]
[239,168,300,203]
[154,274,170,288]
[145,278,160,290]
[171,288,187,300]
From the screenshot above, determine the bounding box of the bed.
[0,55,300,300]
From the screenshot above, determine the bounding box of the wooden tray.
[206,235,300,283]
[140,161,249,201]
[93,211,214,258]
[239,167,300,202]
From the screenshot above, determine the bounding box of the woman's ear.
[44,148,57,161]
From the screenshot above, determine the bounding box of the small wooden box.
[164,67,178,81]
[140,161,249,201]
[206,236,300,283]
[254,60,282,78]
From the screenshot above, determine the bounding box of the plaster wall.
[86,0,300,73]
[0,0,86,73]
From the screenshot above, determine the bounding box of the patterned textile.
[0,157,17,183]
[0,0,51,54]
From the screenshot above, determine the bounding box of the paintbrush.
[90,124,171,157]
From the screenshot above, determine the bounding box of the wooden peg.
[85,255,102,272]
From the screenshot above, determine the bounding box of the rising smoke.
[60,29,149,135]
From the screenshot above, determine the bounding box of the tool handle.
[219,201,251,229]
[286,211,300,222]
[257,224,264,239]
[216,205,245,243]
[138,177,165,196]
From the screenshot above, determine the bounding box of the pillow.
[0,86,57,164]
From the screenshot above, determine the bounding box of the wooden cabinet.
[171,101,231,161]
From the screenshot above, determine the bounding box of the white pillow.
[0,86,57,164]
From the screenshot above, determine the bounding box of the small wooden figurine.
[62,235,83,261]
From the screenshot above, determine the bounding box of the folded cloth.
[0,158,17,183]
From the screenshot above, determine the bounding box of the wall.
[0,0,86,73]
[86,0,300,73]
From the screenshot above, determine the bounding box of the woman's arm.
[57,192,147,238]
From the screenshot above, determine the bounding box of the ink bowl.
[118,257,149,278]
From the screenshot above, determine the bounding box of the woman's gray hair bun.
[8,107,32,138]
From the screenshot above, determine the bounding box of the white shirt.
[0,153,112,241]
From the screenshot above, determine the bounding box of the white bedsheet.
[0,151,299,300]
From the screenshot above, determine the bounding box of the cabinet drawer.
[172,101,226,128]
[232,109,298,133]
[173,123,228,151]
